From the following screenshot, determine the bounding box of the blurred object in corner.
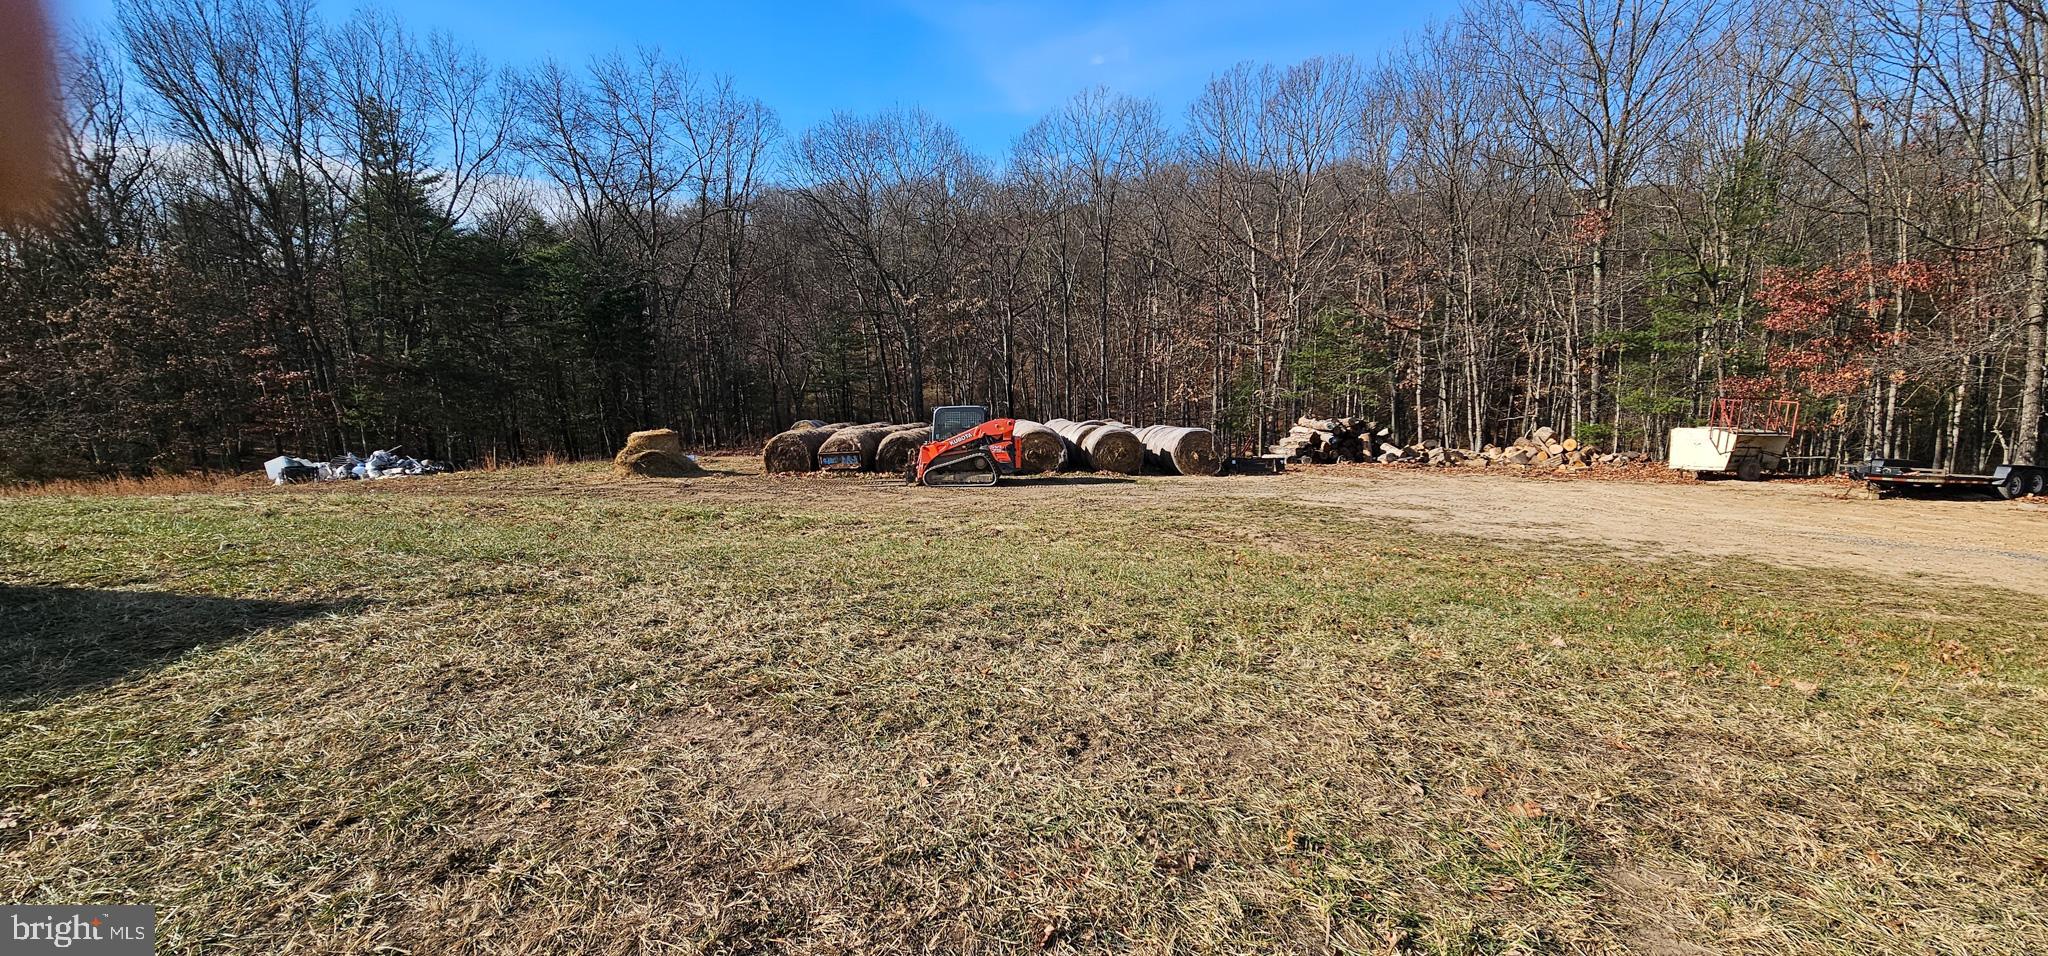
[0,0,58,221]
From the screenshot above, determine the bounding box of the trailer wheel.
[1736,457,1763,482]
[1997,470,2029,500]
[2026,468,2048,498]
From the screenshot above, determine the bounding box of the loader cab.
[930,405,989,442]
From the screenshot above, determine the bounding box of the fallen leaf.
[1508,800,1544,819]
[1461,785,1489,799]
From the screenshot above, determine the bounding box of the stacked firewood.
[1376,426,1646,469]
[1270,416,1388,464]
[1273,417,1648,470]
[1466,426,1642,469]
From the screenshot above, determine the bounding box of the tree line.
[2,0,2044,479]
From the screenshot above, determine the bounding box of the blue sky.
[47,0,1453,158]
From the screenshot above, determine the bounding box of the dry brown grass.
[2,467,2044,954]
[0,471,264,498]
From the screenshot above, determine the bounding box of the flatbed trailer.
[1854,461,2047,500]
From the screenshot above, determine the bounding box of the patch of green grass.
[2,469,2045,954]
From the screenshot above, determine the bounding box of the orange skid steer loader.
[908,405,1018,487]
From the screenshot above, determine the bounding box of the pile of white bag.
[263,448,450,485]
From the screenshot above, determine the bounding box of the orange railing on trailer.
[1708,398,1801,436]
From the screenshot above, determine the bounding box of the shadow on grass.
[1002,475,1138,487]
[0,584,345,709]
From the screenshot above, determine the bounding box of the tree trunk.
[2019,236,2047,465]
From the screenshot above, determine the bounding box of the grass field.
[3,460,2046,954]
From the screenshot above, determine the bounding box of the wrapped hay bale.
[1045,418,1143,474]
[612,429,704,478]
[762,422,851,473]
[1134,424,1221,476]
[1011,420,1067,475]
[874,425,934,474]
[818,423,897,472]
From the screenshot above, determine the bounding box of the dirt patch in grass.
[347,455,2048,597]
[2,468,2045,953]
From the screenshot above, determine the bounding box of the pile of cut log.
[1372,438,1470,466]
[1271,415,1650,470]
[1464,426,1641,469]
[1271,416,1388,464]
[1372,425,1646,469]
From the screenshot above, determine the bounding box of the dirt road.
[414,458,2048,597]
[1212,468,2048,597]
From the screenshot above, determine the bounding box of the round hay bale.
[874,425,934,474]
[1081,425,1143,474]
[619,428,685,458]
[1135,424,1221,476]
[1042,418,1086,471]
[790,419,825,430]
[763,423,848,473]
[1044,418,1092,470]
[613,449,703,478]
[1046,418,1141,473]
[1011,420,1066,475]
[818,424,894,472]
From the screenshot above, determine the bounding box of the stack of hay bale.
[1044,419,1144,474]
[1131,423,1222,476]
[763,414,1224,478]
[818,422,914,473]
[762,421,855,473]
[613,429,705,477]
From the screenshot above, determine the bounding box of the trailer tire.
[1997,470,2029,500]
[1736,457,1763,482]
[2026,468,2048,498]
